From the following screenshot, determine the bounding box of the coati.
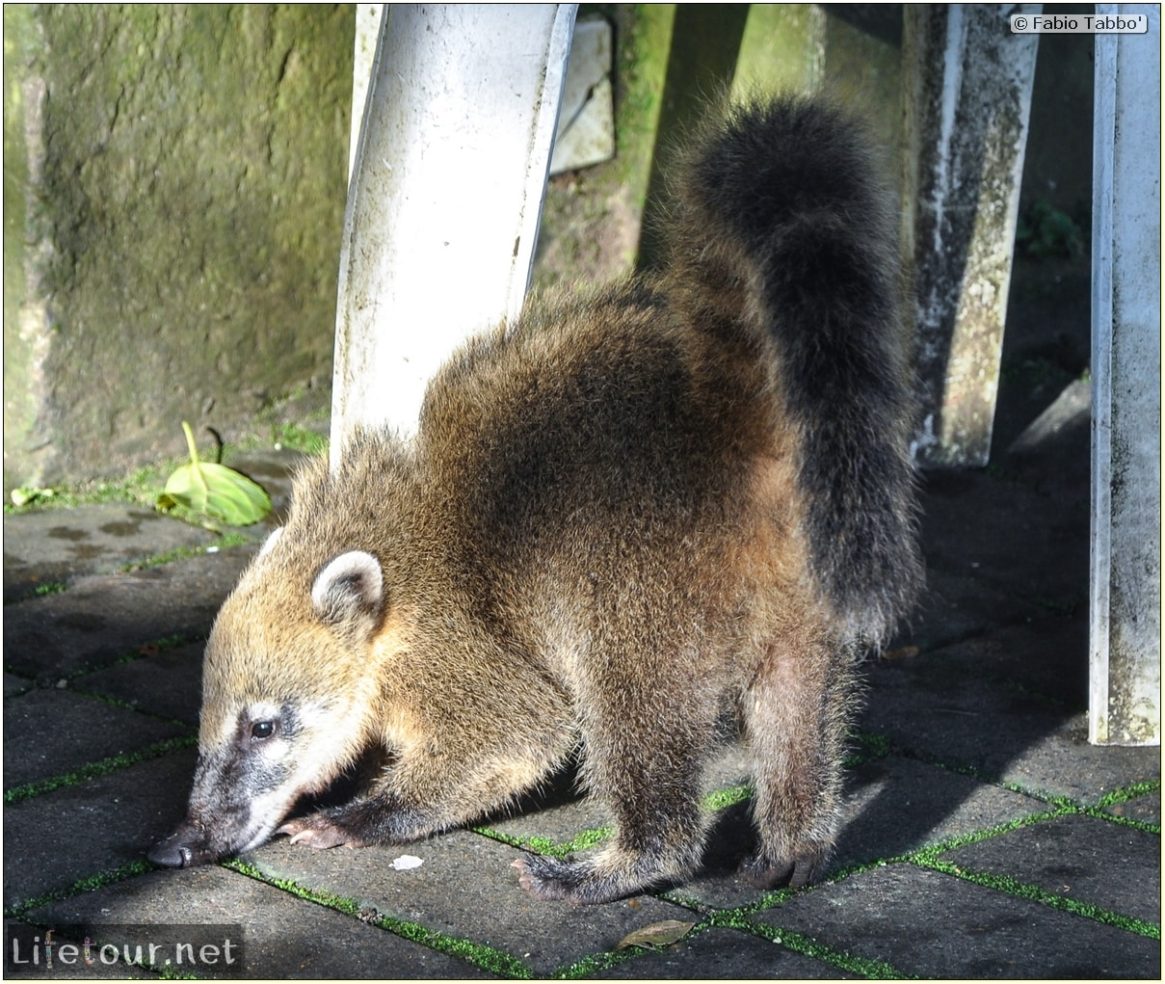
[149,96,922,904]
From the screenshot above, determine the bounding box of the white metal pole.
[331,4,577,464]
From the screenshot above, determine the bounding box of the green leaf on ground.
[157,422,271,526]
[616,919,696,951]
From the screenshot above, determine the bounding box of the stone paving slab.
[2,506,218,604]
[678,754,1044,910]
[884,609,1090,709]
[1104,790,1161,825]
[753,863,1161,979]
[915,468,1089,612]
[5,673,33,698]
[72,641,205,727]
[4,751,196,913]
[3,549,253,681]
[3,688,188,789]
[939,812,1161,923]
[21,865,494,979]
[898,564,1049,653]
[243,830,696,977]
[592,925,855,979]
[860,639,1158,804]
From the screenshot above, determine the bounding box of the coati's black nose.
[147,839,192,868]
[148,825,213,868]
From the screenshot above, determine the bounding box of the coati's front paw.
[739,848,824,890]
[279,812,366,850]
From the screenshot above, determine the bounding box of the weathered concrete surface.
[3,4,352,492]
[2,548,254,681]
[942,812,1161,923]
[903,4,1039,467]
[1089,4,1161,745]
[550,17,616,175]
[2,505,216,603]
[761,864,1160,979]
[25,866,494,979]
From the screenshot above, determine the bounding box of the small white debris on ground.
[391,854,424,871]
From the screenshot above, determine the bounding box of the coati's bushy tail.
[670,96,923,646]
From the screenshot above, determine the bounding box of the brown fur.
[153,97,920,903]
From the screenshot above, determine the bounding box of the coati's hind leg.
[741,619,857,890]
[514,738,711,904]
[514,651,719,904]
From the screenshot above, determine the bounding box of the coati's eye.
[251,720,276,740]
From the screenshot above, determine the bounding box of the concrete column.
[330,4,577,463]
[902,5,1040,467]
[1089,4,1161,746]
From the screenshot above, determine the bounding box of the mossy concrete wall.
[535,4,904,283]
[4,4,353,493]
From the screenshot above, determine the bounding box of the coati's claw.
[739,850,823,890]
[279,814,365,850]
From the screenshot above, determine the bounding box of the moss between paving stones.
[31,581,68,597]
[7,631,204,686]
[708,910,912,979]
[903,797,1160,938]
[1095,779,1160,808]
[877,734,1161,826]
[551,943,649,979]
[4,860,154,919]
[917,857,1160,940]
[118,532,250,574]
[3,734,197,804]
[65,683,195,731]
[222,858,533,979]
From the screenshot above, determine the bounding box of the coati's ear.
[311,551,384,630]
[257,527,283,559]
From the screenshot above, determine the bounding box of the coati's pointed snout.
[148,823,218,868]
